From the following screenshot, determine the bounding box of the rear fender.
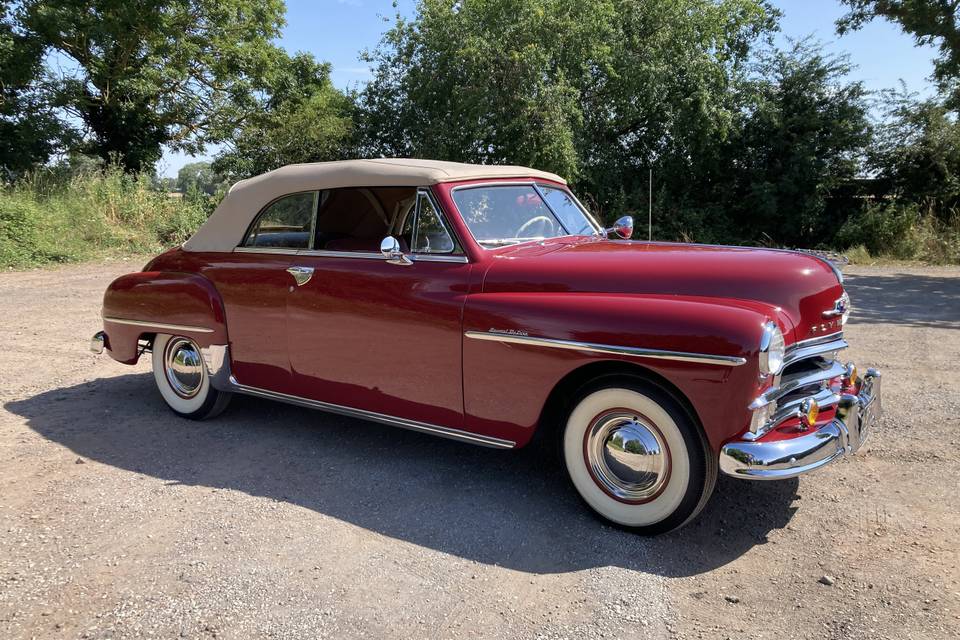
[100,271,228,364]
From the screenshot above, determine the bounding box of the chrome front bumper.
[720,368,882,480]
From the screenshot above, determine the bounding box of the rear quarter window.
[243,192,316,249]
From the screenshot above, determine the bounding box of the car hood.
[480,238,845,342]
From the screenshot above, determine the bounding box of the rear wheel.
[561,379,716,535]
[151,334,231,420]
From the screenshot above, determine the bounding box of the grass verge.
[1,168,211,269]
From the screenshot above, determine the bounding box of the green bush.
[0,167,212,269]
[835,201,960,263]
[834,202,919,258]
[913,214,960,264]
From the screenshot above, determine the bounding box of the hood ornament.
[822,292,850,319]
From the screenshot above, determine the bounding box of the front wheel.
[152,334,231,420]
[561,379,716,535]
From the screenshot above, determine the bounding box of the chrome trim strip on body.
[233,246,300,255]
[102,317,214,334]
[413,254,470,263]
[232,247,470,263]
[225,376,516,449]
[298,249,384,259]
[464,331,747,367]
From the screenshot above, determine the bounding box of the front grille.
[746,332,849,440]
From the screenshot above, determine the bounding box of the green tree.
[176,161,225,196]
[358,0,615,178]
[717,41,872,246]
[871,89,960,220]
[573,0,778,224]
[0,1,67,176]
[15,0,289,172]
[213,53,354,178]
[358,0,779,221]
[838,1,960,108]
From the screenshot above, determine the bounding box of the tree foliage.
[212,54,354,178]
[838,0,960,109]
[357,0,615,178]
[870,88,960,220]
[0,1,67,176]
[358,0,779,185]
[713,42,871,245]
[176,161,225,196]
[358,1,873,246]
[14,0,291,172]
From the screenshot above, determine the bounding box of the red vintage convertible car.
[91,159,881,534]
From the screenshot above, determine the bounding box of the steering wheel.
[515,215,556,239]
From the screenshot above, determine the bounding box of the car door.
[285,188,472,428]
[201,191,318,393]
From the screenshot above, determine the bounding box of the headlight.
[759,321,785,375]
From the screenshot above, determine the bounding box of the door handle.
[286,266,314,287]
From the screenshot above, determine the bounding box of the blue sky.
[158,0,939,177]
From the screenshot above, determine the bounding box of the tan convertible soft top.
[182,158,566,252]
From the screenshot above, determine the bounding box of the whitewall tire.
[152,334,231,420]
[562,379,716,534]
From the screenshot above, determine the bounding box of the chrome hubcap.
[586,411,669,501]
[164,338,204,399]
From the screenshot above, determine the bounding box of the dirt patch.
[0,261,957,639]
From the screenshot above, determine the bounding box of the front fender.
[462,292,778,449]
[100,271,228,364]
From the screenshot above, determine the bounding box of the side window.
[314,187,405,252]
[413,193,457,254]
[243,192,316,249]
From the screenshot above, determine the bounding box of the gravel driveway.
[0,259,957,639]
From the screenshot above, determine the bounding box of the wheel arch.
[531,359,707,451]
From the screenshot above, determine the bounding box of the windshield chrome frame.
[449,181,602,250]
[533,183,603,236]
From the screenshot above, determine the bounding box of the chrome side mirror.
[380,236,413,266]
[604,216,634,240]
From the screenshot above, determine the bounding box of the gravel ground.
[0,259,957,640]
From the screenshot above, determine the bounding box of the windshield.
[452,184,598,247]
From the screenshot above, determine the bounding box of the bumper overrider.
[720,367,882,480]
[90,331,106,354]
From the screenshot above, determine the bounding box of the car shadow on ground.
[6,374,799,577]
[844,272,960,329]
